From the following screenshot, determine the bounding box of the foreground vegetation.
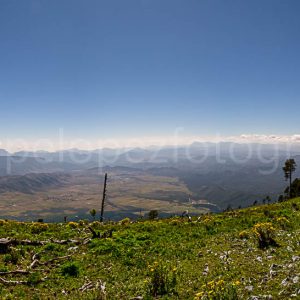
[0,198,300,299]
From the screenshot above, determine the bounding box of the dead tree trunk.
[100,173,107,223]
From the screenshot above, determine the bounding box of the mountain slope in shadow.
[0,173,71,194]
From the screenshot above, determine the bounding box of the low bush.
[30,223,49,234]
[275,216,290,230]
[194,279,239,300]
[3,250,20,265]
[119,217,131,225]
[146,261,177,297]
[253,222,278,249]
[61,261,80,277]
[148,210,158,220]
[67,222,78,229]
[27,272,42,286]
[239,230,250,239]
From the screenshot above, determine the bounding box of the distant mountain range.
[0,149,9,156]
[0,156,78,176]
[2,142,300,164]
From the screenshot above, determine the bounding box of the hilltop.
[0,198,300,299]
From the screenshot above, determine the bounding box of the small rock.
[281,278,289,286]
[292,256,300,262]
[256,256,263,262]
[245,285,253,292]
[67,246,78,252]
[293,276,299,284]
[202,264,209,276]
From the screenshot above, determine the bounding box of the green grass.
[0,198,300,299]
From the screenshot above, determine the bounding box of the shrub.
[194,279,239,300]
[0,265,8,272]
[68,222,78,229]
[202,217,216,233]
[253,222,278,249]
[3,250,20,265]
[0,219,7,226]
[61,262,80,277]
[44,243,62,252]
[119,217,131,225]
[91,221,102,228]
[30,223,49,234]
[239,230,250,239]
[275,216,290,229]
[170,219,181,226]
[89,209,97,220]
[146,261,177,297]
[27,272,42,286]
[148,210,158,220]
[263,209,274,218]
[291,202,299,211]
[79,219,89,226]
[3,254,12,264]
[89,239,121,257]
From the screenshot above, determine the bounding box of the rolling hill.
[0,197,299,299]
[0,173,71,194]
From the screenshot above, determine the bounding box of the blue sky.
[0,0,300,146]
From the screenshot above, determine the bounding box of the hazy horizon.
[1,133,300,153]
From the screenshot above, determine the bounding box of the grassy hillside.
[0,198,300,299]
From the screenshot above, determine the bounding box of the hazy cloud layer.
[1,134,300,152]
